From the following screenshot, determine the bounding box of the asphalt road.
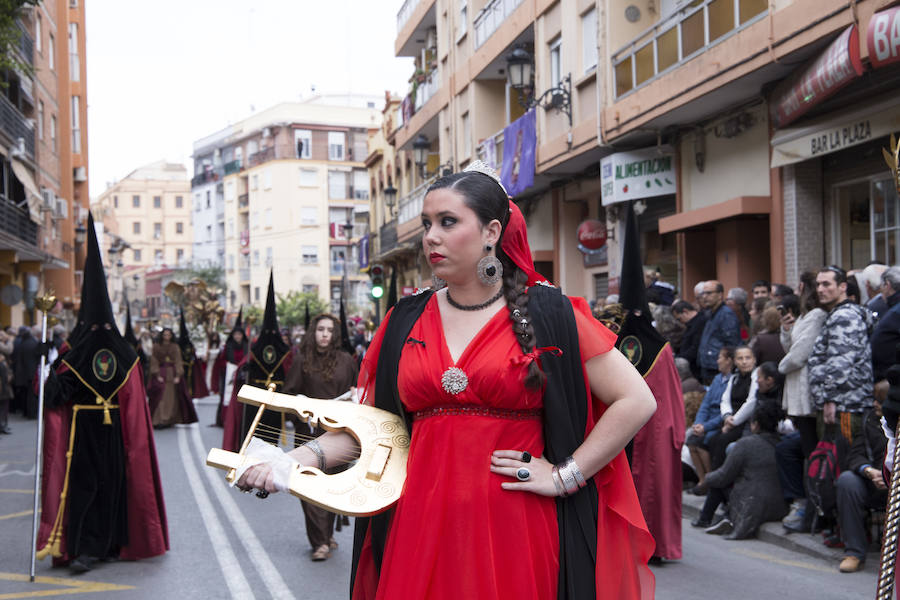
[0,396,883,599]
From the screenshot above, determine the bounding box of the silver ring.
[516,468,531,481]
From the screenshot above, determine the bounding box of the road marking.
[189,424,295,600]
[0,510,32,521]
[0,464,35,478]
[732,548,835,573]
[0,489,33,494]
[0,572,133,598]
[177,426,255,599]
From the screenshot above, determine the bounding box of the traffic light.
[370,264,385,299]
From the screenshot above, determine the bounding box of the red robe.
[629,344,685,560]
[38,362,169,563]
[190,358,210,398]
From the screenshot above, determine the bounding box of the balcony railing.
[397,0,422,33]
[612,0,768,98]
[248,146,275,167]
[413,71,439,112]
[475,128,505,174]
[0,95,34,161]
[380,219,398,254]
[0,199,37,247]
[238,194,249,210]
[330,260,361,277]
[191,169,223,187]
[224,159,242,175]
[398,175,437,225]
[473,0,523,49]
[15,21,33,65]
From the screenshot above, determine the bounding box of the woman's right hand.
[691,424,705,436]
[236,463,278,494]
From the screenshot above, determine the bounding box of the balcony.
[238,194,249,212]
[473,0,524,49]
[0,199,37,247]
[397,0,422,33]
[239,267,250,282]
[398,175,436,225]
[380,219,398,255]
[329,222,369,241]
[191,169,222,187]
[248,146,275,168]
[475,128,505,174]
[413,71,439,113]
[15,21,33,65]
[224,159,242,175]
[612,0,768,98]
[330,260,361,277]
[0,95,34,161]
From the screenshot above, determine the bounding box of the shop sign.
[577,220,608,266]
[771,97,900,167]
[771,25,863,129]
[401,286,414,296]
[868,7,900,69]
[601,146,676,206]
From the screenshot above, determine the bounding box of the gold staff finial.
[883,133,900,196]
[34,291,57,314]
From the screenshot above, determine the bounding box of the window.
[37,101,44,140]
[71,96,81,153]
[132,195,140,208]
[461,111,471,159]
[176,248,184,263]
[581,8,598,73]
[48,34,54,70]
[295,129,311,159]
[302,284,318,294]
[265,247,273,267]
[228,218,234,236]
[133,249,141,262]
[458,0,467,38]
[550,38,562,88]
[133,221,141,234]
[235,146,243,165]
[50,115,57,151]
[328,132,345,161]
[69,23,79,82]
[228,254,235,271]
[176,222,184,234]
[113,195,118,208]
[35,13,41,52]
[251,211,259,229]
[263,169,272,190]
[252,249,260,266]
[206,190,211,208]
[153,196,161,208]
[225,181,235,201]
[251,174,259,190]
[300,206,317,225]
[206,225,212,240]
[154,249,163,265]
[328,171,347,199]
[247,139,258,157]
[299,168,317,186]
[153,222,162,239]
[264,208,272,228]
[175,195,183,208]
[352,170,369,199]
[301,246,318,264]
[254,287,260,301]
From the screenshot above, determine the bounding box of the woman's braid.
[499,251,544,389]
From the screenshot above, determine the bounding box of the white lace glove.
[230,437,299,493]
[882,416,896,474]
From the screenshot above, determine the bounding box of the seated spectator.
[706,346,758,475]
[752,280,771,301]
[685,347,735,494]
[836,399,887,573]
[652,303,685,352]
[726,287,750,341]
[750,307,786,365]
[692,400,788,538]
[676,356,705,424]
[673,300,707,380]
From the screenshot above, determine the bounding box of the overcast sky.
[85,0,414,198]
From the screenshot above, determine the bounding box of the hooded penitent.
[211,306,248,427]
[38,212,168,564]
[223,270,292,452]
[613,201,685,560]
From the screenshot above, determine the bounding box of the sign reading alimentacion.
[601,146,676,206]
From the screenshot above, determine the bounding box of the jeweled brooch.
[441,367,468,395]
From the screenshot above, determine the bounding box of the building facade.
[191,96,382,316]
[0,1,89,327]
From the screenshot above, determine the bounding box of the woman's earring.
[477,255,503,286]
[432,275,446,289]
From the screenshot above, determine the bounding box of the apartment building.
[602,0,900,294]
[0,1,89,327]
[191,96,381,316]
[384,0,612,300]
[91,161,192,272]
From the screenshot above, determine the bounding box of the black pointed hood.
[386,267,398,310]
[178,307,196,362]
[123,294,138,346]
[60,212,138,401]
[223,305,248,362]
[614,202,667,377]
[248,271,289,386]
[339,291,354,355]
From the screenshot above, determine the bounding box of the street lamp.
[384,184,397,216]
[74,224,87,246]
[413,134,430,170]
[505,44,572,127]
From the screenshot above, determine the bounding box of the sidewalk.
[682,491,851,564]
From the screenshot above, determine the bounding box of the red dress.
[354,294,645,599]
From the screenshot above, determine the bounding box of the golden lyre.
[207,384,409,517]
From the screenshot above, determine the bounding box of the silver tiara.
[464,160,508,196]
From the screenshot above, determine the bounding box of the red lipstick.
[429,253,445,264]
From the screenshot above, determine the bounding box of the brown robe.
[149,341,185,427]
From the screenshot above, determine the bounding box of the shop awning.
[11,159,40,199]
[659,196,770,234]
[771,94,900,168]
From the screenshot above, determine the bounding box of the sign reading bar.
[868,7,900,69]
[771,25,863,129]
[601,146,676,206]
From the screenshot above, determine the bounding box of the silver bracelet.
[563,456,588,489]
[557,459,579,495]
[303,439,326,471]
[550,466,567,497]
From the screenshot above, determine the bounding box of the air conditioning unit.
[54,197,68,220]
[73,166,87,182]
[262,127,272,138]
[40,188,55,211]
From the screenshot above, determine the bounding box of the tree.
[177,263,226,295]
[276,291,329,329]
[0,1,39,81]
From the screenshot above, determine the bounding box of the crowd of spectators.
[641,263,896,573]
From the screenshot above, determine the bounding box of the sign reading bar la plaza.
[601,146,676,206]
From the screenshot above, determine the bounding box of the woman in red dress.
[239,164,657,599]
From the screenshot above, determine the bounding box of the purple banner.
[500,109,536,197]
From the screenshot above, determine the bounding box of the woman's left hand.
[490,450,559,497]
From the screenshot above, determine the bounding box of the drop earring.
[477,245,502,286]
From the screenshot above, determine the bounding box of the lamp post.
[413,134,430,179]
[384,184,397,218]
[74,224,87,246]
[505,45,573,126]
